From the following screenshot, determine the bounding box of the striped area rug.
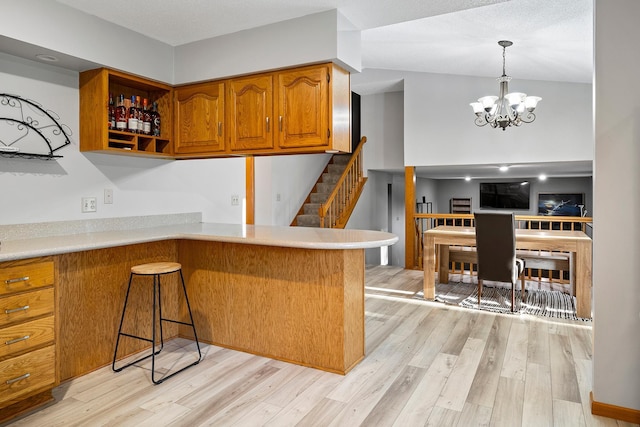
[432,282,591,321]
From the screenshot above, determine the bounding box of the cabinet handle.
[218,122,222,137]
[5,276,29,285]
[5,335,30,345]
[279,116,282,132]
[6,373,30,384]
[5,305,30,314]
[266,117,270,132]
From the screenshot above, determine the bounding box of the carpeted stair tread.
[303,203,321,215]
[296,214,320,227]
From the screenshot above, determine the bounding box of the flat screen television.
[479,182,530,210]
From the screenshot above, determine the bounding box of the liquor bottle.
[108,93,115,130]
[142,98,152,135]
[115,94,127,131]
[151,102,161,137]
[128,95,138,133]
[136,96,144,134]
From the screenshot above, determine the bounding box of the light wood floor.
[5,266,636,427]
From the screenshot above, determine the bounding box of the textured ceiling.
[54,0,593,83]
[50,0,594,180]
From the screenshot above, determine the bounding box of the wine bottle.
[136,96,144,134]
[115,94,127,131]
[151,102,161,137]
[108,93,115,130]
[128,95,138,133]
[142,98,152,135]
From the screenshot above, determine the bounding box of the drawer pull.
[6,373,30,384]
[5,305,30,314]
[5,335,30,345]
[5,276,29,285]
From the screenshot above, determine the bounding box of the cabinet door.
[276,66,329,149]
[228,75,273,151]
[174,82,225,154]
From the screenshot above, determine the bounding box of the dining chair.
[474,212,526,311]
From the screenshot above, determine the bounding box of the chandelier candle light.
[470,40,541,131]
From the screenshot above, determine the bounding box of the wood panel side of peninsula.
[177,240,365,375]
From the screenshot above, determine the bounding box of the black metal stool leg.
[113,264,202,384]
[112,272,135,372]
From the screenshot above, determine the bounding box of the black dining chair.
[474,212,526,312]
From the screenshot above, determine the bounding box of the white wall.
[358,91,405,174]
[0,53,245,226]
[593,0,640,411]
[2,0,174,83]
[254,153,331,226]
[403,72,593,167]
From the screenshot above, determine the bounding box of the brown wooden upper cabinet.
[174,81,225,154]
[79,63,351,158]
[227,74,274,152]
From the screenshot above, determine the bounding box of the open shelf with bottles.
[79,68,173,158]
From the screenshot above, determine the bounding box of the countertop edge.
[0,223,399,262]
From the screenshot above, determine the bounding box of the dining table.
[423,226,593,318]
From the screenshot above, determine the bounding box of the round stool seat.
[131,262,182,275]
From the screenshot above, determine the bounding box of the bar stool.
[112,262,201,384]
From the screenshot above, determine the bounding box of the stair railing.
[319,137,367,228]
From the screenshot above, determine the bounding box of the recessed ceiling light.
[465,176,471,181]
[499,165,509,172]
[35,54,59,62]
[539,174,547,181]
[521,181,529,185]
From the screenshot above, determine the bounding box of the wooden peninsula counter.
[0,223,397,387]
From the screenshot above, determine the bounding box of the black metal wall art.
[0,93,71,159]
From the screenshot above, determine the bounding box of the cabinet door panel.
[174,82,225,154]
[277,66,329,149]
[228,75,273,151]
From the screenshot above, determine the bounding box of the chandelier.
[470,40,541,131]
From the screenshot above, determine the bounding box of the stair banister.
[319,137,367,228]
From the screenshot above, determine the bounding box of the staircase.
[292,137,367,228]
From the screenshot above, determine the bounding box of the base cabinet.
[0,258,56,423]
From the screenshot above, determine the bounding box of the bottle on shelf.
[142,98,152,135]
[108,93,115,130]
[136,96,144,134]
[151,102,161,137]
[127,95,138,133]
[115,94,127,131]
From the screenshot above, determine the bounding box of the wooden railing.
[319,137,368,228]
[412,213,592,270]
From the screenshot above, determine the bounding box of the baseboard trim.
[591,391,640,424]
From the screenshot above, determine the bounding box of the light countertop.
[0,223,398,262]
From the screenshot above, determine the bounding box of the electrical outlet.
[276,193,281,202]
[104,189,113,204]
[81,197,97,213]
[231,195,240,206]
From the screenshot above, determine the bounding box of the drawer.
[0,288,54,327]
[0,345,55,408]
[0,260,54,297]
[0,316,54,359]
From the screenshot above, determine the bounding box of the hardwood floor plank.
[549,334,582,403]
[457,402,493,427]
[436,337,486,411]
[553,399,587,427]
[440,310,479,356]
[359,365,427,426]
[426,406,462,426]
[294,397,348,427]
[408,308,461,368]
[489,376,525,427]
[393,352,457,426]
[526,316,550,366]
[500,321,529,380]
[466,315,511,408]
[522,362,553,427]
